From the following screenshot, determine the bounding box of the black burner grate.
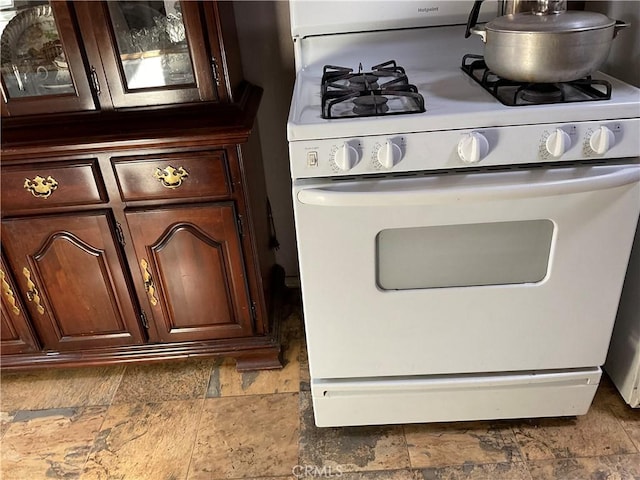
[321,60,425,119]
[461,54,612,107]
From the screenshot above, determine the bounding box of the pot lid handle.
[465,0,484,38]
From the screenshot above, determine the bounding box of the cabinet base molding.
[0,335,281,371]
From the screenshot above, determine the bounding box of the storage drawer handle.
[153,166,189,189]
[22,267,45,315]
[1,269,20,316]
[140,259,158,306]
[24,175,59,199]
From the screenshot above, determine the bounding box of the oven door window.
[376,220,554,290]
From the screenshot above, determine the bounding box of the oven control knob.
[377,139,403,168]
[457,132,489,164]
[589,126,615,155]
[334,142,359,171]
[545,128,571,158]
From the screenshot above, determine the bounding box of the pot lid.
[487,11,615,33]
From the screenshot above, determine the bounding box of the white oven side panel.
[293,165,640,380]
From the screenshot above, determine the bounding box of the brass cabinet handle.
[140,259,158,306]
[24,175,59,199]
[1,269,20,316]
[22,267,45,315]
[153,165,189,189]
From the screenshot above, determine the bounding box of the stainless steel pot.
[465,1,629,83]
[501,0,565,15]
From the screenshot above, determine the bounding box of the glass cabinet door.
[108,1,194,90]
[87,1,217,108]
[0,1,96,115]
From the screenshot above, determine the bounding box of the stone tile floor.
[1,291,639,480]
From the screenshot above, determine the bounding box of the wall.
[589,1,640,383]
[232,1,298,281]
[233,1,640,284]
[587,1,640,86]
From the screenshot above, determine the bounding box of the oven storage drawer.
[112,150,231,202]
[1,159,107,212]
[295,164,640,379]
[311,368,602,427]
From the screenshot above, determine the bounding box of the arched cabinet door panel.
[125,203,253,343]
[0,255,39,354]
[1,212,144,351]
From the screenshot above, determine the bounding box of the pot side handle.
[613,20,630,38]
[470,25,487,42]
[465,0,484,38]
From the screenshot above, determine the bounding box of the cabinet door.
[126,203,254,342]
[1,255,39,354]
[79,1,217,109]
[0,1,96,116]
[1,212,144,351]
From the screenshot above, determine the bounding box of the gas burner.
[519,84,564,103]
[461,54,612,106]
[321,60,425,119]
[353,95,389,115]
[349,74,379,91]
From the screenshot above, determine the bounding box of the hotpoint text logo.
[417,6,439,13]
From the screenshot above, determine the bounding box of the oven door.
[294,164,640,379]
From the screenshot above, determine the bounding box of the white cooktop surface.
[288,25,640,142]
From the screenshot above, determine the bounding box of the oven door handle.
[297,166,640,207]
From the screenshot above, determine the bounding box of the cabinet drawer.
[113,151,231,201]
[1,160,107,212]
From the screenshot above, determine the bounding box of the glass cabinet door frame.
[0,1,97,116]
[77,1,218,109]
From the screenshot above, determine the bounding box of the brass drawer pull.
[22,267,45,315]
[153,166,189,189]
[140,259,158,306]
[1,269,20,316]
[24,175,59,199]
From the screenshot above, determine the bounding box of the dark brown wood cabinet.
[1,1,243,116]
[125,203,254,343]
[1,256,39,355]
[1,211,145,351]
[1,1,282,371]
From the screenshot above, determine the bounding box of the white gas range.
[287,1,640,427]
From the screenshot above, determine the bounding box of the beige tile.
[299,337,310,392]
[419,462,532,480]
[339,470,423,480]
[1,411,15,438]
[0,366,125,411]
[598,376,640,452]
[527,454,640,480]
[1,406,107,480]
[206,313,302,397]
[111,358,213,404]
[298,391,410,473]
[512,395,638,461]
[81,399,203,480]
[404,421,523,468]
[187,393,299,479]
[595,374,626,408]
[298,314,310,392]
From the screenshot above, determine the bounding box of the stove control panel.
[545,128,572,158]
[457,132,489,164]
[290,118,639,179]
[588,126,616,155]
[329,140,361,171]
[374,138,404,169]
